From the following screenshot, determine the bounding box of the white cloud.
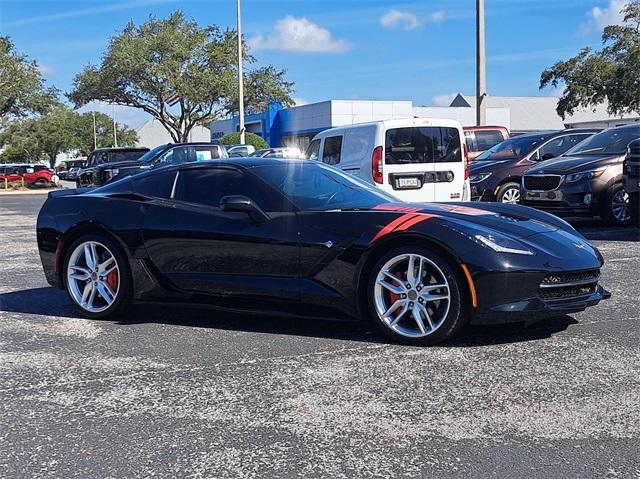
[77,101,150,129]
[37,63,56,76]
[380,9,421,30]
[585,0,626,32]
[431,93,458,107]
[248,16,352,53]
[430,10,446,23]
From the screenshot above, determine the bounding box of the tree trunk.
[48,153,56,170]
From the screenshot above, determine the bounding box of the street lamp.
[476,0,487,126]
[236,0,246,144]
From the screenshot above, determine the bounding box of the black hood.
[525,153,623,174]
[470,158,520,172]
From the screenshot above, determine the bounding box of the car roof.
[92,147,149,152]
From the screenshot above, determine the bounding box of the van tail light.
[372,146,383,184]
[463,144,470,180]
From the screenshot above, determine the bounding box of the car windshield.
[475,135,548,161]
[563,126,640,156]
[137,144,170,163]
[254,161,398,211]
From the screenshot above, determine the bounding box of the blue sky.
[0,0,628,126]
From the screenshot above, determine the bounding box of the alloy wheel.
[501,187,520,204]
[373,254,451,338]
[611,189,630,222]
[66,240,120,313]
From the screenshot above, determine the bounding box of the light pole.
[476,0,487,126]
[92,111,97,150]
[236,0,246,144]
[112,104,118,147]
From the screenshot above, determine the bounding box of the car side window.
[157,146,190,164]
[194,146,221,161]
[322,136,343,165]
[475,130,504,151]
[134,171,177,199]
[537,134,591,160]
[173,168,280,211]
[306,139,321,161]
[464,132,477,152]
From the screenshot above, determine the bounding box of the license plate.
[395,177,421,189]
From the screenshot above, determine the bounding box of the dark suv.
[78,142,228,188]
[624,138,640,220]
[77,147,149,187]
[469,129,598,203]
[521,124,640,226]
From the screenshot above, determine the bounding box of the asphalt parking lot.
[1,193,639,478]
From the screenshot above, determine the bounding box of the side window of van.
[306,139,321,161]
[322,136,343,165]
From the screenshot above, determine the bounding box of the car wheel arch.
[354,233,470,320]
[56,222,131,286]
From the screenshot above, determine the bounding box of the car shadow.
[572,218,639,242]
[1,287,577,347]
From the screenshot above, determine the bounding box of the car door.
[137,165,300,310]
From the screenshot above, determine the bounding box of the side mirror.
[220,195,270,223]
[541,153,555,161]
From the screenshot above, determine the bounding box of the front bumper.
[471,284,610,325]
[521,177,604,217]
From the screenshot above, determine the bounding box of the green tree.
[219,132,268,150]
[73,112,138,155]
[0,37,58,123]
[1,105,79,168]
[540,0,640,118]
[69,11,294,143]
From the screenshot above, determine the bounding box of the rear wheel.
[602,183,631,226]
[496,182,521,204]
[367,246,468,346]
[63,234,133,319]
[34,178,49,188]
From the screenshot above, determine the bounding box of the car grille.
[538,269,600,300]
[523,175,562,191]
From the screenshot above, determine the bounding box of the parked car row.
[0,164,59,187]
[468,124,639,225]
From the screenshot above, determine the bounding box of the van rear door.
[383,126,464,202]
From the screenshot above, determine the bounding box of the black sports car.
[37,159,610,345]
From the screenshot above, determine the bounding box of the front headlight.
[565,167,606,183]
[104,168,119,180]
[469,172,492,183]
[474,233,534,255]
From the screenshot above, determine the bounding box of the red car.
[0,164,59,187]
[463,126,510,161]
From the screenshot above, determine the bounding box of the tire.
[62,234,133,319]
[496,182,521,204]
[366,246,468,346]
[601,183,631,226]
[34,178,49,188]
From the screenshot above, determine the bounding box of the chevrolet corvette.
[37,158,610,345]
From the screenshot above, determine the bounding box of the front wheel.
[367,246,468,346]
[496,182,521,204]
[602,183,631,226]
[63,234,133,319]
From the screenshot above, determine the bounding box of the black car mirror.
[541,153,555,161]
[220,195,270,223]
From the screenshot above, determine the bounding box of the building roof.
[450,94,565,131]
[450,93,640,131]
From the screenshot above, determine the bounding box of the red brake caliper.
[106,270,118,290]
[388,270,406,304]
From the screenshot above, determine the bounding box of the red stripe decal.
[371,213,420,242]
[395,213,438,231]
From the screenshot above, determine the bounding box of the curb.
[0,188,60,196]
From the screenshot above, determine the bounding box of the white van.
[305,119,470,203]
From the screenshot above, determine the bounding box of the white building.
[135,119,211,148]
